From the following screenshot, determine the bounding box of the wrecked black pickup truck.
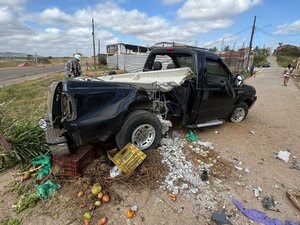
[46,47,256,152]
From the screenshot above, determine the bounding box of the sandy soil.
[0,56,299,225]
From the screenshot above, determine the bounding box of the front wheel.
[229,102,249,123]
[116,110,162,151]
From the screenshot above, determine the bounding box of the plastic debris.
[35,180,61,199]
[290,159,300,171]
[186,130,198,141]
[109,165,122,178]
[38,119,47,129]
[277,150,291,163]
[201,169,209,181]
[233,198,298,225]
[31,151,51,180]
[262,196,279,212]
[211,211,231,224]
[253,187,262,198]
[197,140,213,149]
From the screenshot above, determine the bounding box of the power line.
[256,29,300,45]
[204,26,252,48]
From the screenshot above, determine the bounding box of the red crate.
[51,145,94,176]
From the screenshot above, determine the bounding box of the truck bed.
[80,68,194,92]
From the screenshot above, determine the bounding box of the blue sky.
[0,0,299,56]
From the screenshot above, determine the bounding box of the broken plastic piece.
[186,130,198,141]
[277,150,291,163]
[211,211,231,224]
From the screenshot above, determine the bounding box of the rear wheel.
[229,102,249,123]
[116,110,162,151]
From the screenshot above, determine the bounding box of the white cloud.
[0,0,261,56]
[274,20,300,35]
[177,0,261,20]
[161,0,184,5]
[34,8,73,25]
[0,0,27,11]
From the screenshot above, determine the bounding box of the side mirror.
[234,75,244,86]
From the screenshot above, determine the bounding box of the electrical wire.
[256,29,300,45]
[204,26,252,48]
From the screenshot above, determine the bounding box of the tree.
[223,45,230,51]
[208,47,218,53]
[26,55,33,61]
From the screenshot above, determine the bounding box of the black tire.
[229,102,249,123]
[116,110,162,151]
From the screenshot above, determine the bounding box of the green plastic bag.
[186,130,198,141]
[35,180,61,199]
[31,151,51,180]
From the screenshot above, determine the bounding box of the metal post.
[35,51,37,67]
[92,19,96,70]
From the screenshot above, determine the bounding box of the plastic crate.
[52,145,94,176]
[107,143,146,175]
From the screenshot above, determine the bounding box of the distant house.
[106,43,148,55]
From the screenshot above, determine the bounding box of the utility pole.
[98,39,100,66]
[35,51,37,67]
[92,19,96,70]
[247,16,256,69]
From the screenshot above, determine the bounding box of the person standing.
[282,64,293,86]
[65,54,83,77]
[250,64,255,77]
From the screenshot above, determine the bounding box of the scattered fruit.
[97,217,108,225]
[95,201,101,207]
[102,194,110,203]
[77,191,84,198]
[84,219,89,225]
[97,192,103,200]
[168,192,177,202]
[23,172,31,181]
[127,209,135,218]
[79,204,85,209]
[91,183,102,195]
[84,212,91,220]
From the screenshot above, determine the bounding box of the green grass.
[0,73,65,169]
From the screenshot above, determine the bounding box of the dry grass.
[82,149,167,190]
[0,73,65,125]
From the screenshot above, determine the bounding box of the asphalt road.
[0,64,64,85]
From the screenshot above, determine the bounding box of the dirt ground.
[0,56,299,225]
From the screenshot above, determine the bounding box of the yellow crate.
[107,143,146,175]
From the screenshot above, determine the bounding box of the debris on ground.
[253,187,262,198]
[287,191,300,211]
[277,150,291,163]
[12,192,40,213]
[234,199,298,225]
[35,180,61,199]
[107,143,146,175]
[186,130,198,141]
[211,211,232,224]
[262,196,279,212]
[290,159,300,171]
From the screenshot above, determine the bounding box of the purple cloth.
[233,199,299,225]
